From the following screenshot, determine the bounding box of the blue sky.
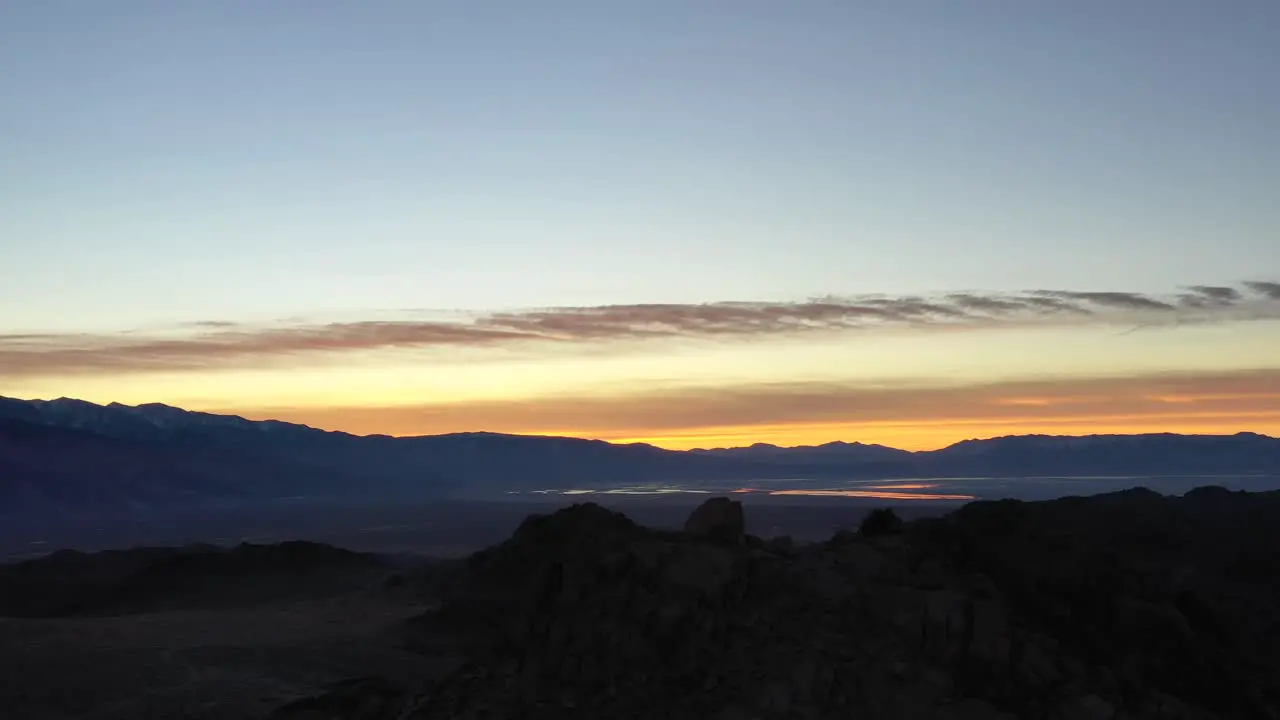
[2,2,1278,448]
[3,0,1276,330]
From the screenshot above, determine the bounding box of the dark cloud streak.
[1034,290,1177,312]
[3,281,1278,378]
[1179,285,1243,309]
[1245,281,1280,300]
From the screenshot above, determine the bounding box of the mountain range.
[2,395,1278,519]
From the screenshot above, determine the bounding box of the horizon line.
[3,394,1276,454]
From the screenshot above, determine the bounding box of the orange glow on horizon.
[217,368,1280,451]
[230,406,1280,452]
[604,415,1280,450]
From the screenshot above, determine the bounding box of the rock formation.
[682,496,746,542]
[274,488,1280,720]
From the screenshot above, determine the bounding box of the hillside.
[276,488,1280,719]
[0,538,433,720]
[2,489,1278,718]
[0,540,392,617]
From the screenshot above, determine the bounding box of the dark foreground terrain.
[4,487,1280,719]
[0,542,440,720]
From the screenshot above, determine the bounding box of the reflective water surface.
[514,474,1280,503]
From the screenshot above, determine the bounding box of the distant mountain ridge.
[690,440,913,464]
[2,395,1278,520]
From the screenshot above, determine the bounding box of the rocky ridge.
[274,488,1280,720]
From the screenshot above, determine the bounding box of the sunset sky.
[2,1,1278,450]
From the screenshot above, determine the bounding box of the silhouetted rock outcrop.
[683,496,746,542]
[858,506,905,537]
[277,489,1280,719]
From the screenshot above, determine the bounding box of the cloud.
[2,280,1278,377]
[186,320,242,329]
[1033,290,1177,312]
[0,321,529,376]
[227,368,1280,449]
[1245,281,1280,300]
[947,294,1040,314]
[1178,285,1243,309]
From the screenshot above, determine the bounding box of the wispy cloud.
[2,281,1277,377]
[1034,290,1176,312]
[1245,281,1280,300]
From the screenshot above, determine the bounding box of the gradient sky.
[2,1,1278,449]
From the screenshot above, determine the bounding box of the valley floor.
[0,588,431,720]
[0,496,954,561]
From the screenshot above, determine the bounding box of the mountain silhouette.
[2,396,1279,521]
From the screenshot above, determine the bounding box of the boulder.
[683,496,745,542]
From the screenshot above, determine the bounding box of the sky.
[2,1,1278,450]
